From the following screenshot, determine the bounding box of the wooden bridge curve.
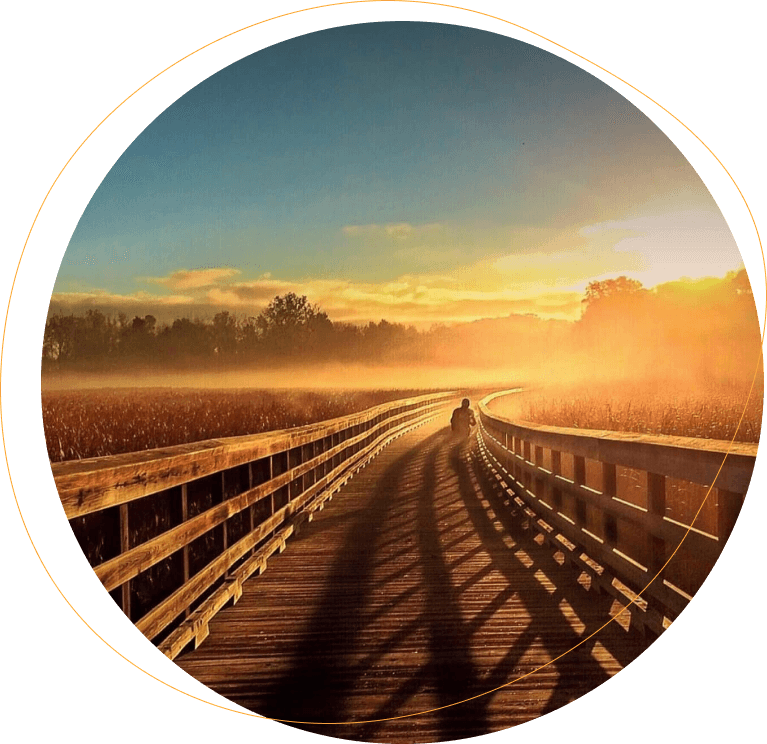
[52,391,757,742]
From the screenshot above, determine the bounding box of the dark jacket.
[451,406,476,436]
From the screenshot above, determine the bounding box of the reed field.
[493,382,762,443]
[42,388,436,462]
[47,386,442,617]
[488,381,762,565]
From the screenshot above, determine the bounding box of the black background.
[2,3,764,739]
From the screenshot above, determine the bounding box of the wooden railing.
[477,390,757,636]
[53,392,453,659]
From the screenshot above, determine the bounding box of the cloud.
[50,269,587,327]
[384,223,413,239]
[206,277,296,303]
[48,289,201,322]
[141,267,241,290]
[51,289,196,307]
[317,292,584,324]
[50,208,744,328]
[341,224,373,237]
[342,222,443,240]
[575,209,742,288]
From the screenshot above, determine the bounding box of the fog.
[41,364,520,393]
[42,271,763,408]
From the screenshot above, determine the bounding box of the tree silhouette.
[582,277,644,309]
[257,293,330,357]
[212,311,237,356]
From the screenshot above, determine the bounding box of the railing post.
[551,450,561,475]
[181,483,190,617]
[573,455,587,527]
[602,463,618,546]
[221,471,228,552]
[647,472,666,573]
[575,498,587,527]
[119,503,131,620]
[520,440,531,491]
[717,488,744,544]
[269,455,275,515]
[533,445,544,498]
[574,455,586,486]
[551,450,562,508]
[247,462,258,560]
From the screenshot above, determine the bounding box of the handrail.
[477,389,757,635]
[53,391,454,658]
[53,391,453,519]
[478,392,756,492]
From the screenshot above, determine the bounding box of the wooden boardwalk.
[176,418,652,742]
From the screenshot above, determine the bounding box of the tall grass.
[499,382,762,443]
[43,388,436,462]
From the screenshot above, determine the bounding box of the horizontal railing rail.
[52,391,454,658]
[477,389,757,636]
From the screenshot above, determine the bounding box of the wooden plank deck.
[176,418,653,742]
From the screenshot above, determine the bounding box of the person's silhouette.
[450,398,476,439]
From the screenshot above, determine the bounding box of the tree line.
[42,270,760,382]
[42,293,427,370]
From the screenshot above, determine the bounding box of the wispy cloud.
[50,270,584,326]
[51,289,195,306]
[342,222,443,240]
[141,267,241,290]
[49,208,744,327]
[576,209,743,287]
[49,290,198,321]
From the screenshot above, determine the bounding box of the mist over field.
[42,19,764,461]
[42,269,765,463]
[43,270,763,393]
[41,365,514,393]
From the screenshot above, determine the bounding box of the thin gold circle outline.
[2,0,765,729]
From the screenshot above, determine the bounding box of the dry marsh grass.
[493,382,762,443]
[42,388,437,462]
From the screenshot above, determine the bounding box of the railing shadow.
[247,427,650,741]
[356,436,492,741]
[448,437,637,718]
[253,430,447,730]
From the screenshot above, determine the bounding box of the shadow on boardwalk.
[181,425,651,742]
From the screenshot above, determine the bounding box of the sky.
[51,21,744,326]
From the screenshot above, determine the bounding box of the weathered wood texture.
[54,393,453,518]
[55,389,756,741]
[480,390,757,493]
[176,419,652,743]
[479,390,757,630]
[54,392,453,652]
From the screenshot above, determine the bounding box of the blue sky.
[52,22,742,324]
